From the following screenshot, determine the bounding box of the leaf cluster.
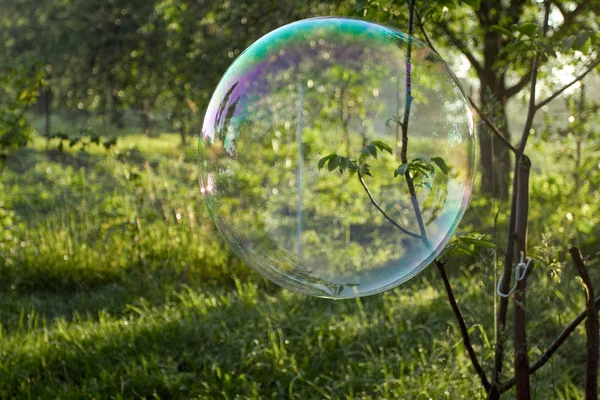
[395,156,450,178]
[0,64,45,152]
[318,141,451,191]
[48,132,117,152]
[438,233,496,262]
[491,22,553,57]
[491,22,599,59]
[317,140,393,177]
[562,31,598,55]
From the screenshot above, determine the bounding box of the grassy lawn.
[0,133,594,399]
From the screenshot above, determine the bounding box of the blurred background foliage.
[0,0,599,398]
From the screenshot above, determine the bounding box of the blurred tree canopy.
[0,0,351,142]
[0,0,598,190]
[359,0,600,198]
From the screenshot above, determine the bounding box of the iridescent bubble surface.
[200,17,476,298]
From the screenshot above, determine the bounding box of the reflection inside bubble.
[200,17,476,298]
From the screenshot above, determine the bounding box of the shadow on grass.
[0,277,434,397]
[0,269,488,399]
[0,264,589,399]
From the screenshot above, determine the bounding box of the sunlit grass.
[0,132,595,399]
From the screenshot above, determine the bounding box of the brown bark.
[513,156,532,399]
[569,247,599,400]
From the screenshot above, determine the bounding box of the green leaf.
[540,42,557,58]
[577,221,593,234]
[340,157,351,171]
[575,32,590,50]
[367,143,377,158]
[129,173,141,182]
[490,25,513,37]
[431,156,450,175]
[103,138,118,150]
[459,237,496,248]
[394,163,408,177]
[328,155,341,171]
[371,140,392,155]
[563,36,575,49]
[359,163,371,177]
[514,22,538,38]
[462,0,480,10]
[318,154,337,170]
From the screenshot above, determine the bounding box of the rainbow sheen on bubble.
[200,17,476,298]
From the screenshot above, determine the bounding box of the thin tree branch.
[569,246,599,400]
[545,1,591,54]
[469,99,517,154]
[535,57,600,111]
[519,0,551,150]
[402,0,430,245]
[552,1,588,27]
[505,69,533,99]
[357,173,420,239]
[436,260,491,393]
[552,0,568,19]
[438,20,483,76]
[415,12,517,155]
[400,0,415,166]
[500,291,600,393]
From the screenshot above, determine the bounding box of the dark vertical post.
[44,62,52,140]
[569,247,599,400]
[297,83,304,260]
[513,155,531,399]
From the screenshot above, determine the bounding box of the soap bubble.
[200,17,476,298]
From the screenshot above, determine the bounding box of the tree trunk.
[179,125,188,145]
[44,82,52,139]
[105,79,124,128]
[340,85,350,155]
[105,81,114,124]
[478,88,511,199]
[478,22,511,200]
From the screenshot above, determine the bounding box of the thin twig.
[415,12,517,155]
[516,38,542,152]
[400,0,415,165]
[535,57,600,111]
[500,292,600,393]
[437,20,483,75]
[402,0,429,244]
[357,173,420,239]
[505,69,533,99]
[469,100,517,154]
[569,247,598,400]
[436,260,491,392]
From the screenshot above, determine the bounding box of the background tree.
[360,0,600,199]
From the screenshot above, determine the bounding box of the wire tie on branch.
[497,252,532,298]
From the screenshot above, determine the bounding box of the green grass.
[0,132,597,399]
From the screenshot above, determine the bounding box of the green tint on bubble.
[200,17,476,298]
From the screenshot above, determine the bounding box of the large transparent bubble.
[200,17,476,298]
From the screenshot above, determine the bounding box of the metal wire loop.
[497,252,532,298]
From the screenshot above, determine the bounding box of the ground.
[0,133,593,399]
